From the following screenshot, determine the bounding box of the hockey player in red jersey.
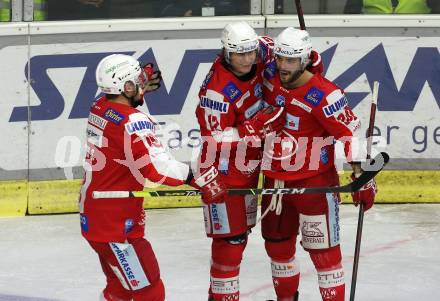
[195,21,286,301]
[260,28,378,301]
[79,54,226,301]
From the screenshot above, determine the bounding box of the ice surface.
[0,204,439,300]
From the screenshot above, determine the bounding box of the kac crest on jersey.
[275,95,285,107]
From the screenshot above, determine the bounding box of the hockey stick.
[93,152,389,199]
[350,81,379,301]
[294,0,306,30]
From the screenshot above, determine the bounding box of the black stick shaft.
[295,0,306,30]
[350,82,379,301]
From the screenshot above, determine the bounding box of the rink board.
[1,170,439,216]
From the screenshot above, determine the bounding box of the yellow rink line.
[0,170,439,216]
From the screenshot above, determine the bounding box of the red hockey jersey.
[195,37,274,186]
[262,62,362,181]
[79,97,190,242]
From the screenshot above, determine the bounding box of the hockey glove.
[142,63,162,93]
[350,173,377,211]
[190,166,227,205]
[307,49,323,75]
[238,106,285,139]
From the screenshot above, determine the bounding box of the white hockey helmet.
[221,21,259,62]
[274,27,312,68]
[95,54,147,95]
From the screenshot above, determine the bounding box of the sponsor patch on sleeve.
[304,87,325,107]
[222,82,242,103]
[200,96,229,113]
[104,108,125,125]
[86,124,104,147]
[125,119,155,136]
[322,95,348,117]
[88,113,108,130]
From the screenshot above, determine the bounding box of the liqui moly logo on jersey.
[125,120,155,134]
[323,96,348,117]
[200,96,229,113]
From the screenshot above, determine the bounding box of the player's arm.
[258,36,274,64]
[197,87,284,144]
[125,112,226,203]
[312,88,376,210]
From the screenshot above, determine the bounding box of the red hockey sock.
[309,246,345,301]
[265,238,299,300]
[209,238,246,301]
[210,266,240,301]
[271,258,300,299]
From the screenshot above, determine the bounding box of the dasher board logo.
[8,42,439,123]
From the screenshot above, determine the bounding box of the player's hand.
[350,173,377,211]
[239,106,285,139]
[142,63,162,93]
[307,49,323,74]
[190,166,227,205]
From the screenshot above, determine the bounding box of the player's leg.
[261,177,301,301]
[204,189,257,301]
[209,233,248,301]
[128,237,165,301]
[297,169,345,301]
[88,241,133,300]
[88,238,165,301]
